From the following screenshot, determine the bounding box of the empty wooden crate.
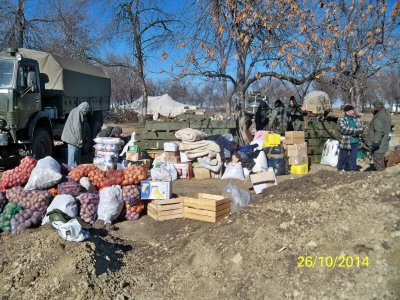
[147,198,184,221]
[183,193,230,223]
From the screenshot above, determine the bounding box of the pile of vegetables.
[79,193,99,225]
[0,192,6,211]
[68,164,97,181]
[5,187,51,211]
[0,156,37,191]
[122,185,144,220]
[11,207,46,234]
[125,201,145,220]
[0,202,23,232]
[58,180,83,197]
[122,165,147,186]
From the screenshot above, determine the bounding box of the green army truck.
[0,48,110,159]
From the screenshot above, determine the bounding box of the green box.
[128,145,140,153]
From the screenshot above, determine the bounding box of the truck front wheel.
[31,127,53,159]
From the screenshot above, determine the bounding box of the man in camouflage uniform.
[365,101,392,171]
[255,100,270,131]
[268,99,287,135]
[287,96,304,131]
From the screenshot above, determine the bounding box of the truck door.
[16,62,41,129]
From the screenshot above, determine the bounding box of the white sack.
[42,194,78,225]
[24,156,62,190]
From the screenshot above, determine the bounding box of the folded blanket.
[180,140,221,159]
[175,128,207,142]
[198,153,223,173]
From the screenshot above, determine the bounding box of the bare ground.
[0,163,399,300]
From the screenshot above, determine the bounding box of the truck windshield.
[0,60,15,88]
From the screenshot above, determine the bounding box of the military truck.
[0,48,110,159]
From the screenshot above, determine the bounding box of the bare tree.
[107,0,176,125]
[0,0,54,49]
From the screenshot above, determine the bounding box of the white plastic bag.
[151,164,178,181]
[79,177,96,193]
[97,186,123,223]
[221,162,245,180]
[320,139,340,167]
[42,194,78,225]
[52,219,89,242]
[93,137,124,145]
[24,156,62,190]
[252,151,268,173]
[222,183,252,213]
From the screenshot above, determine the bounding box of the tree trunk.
[236,49,249,145]
[222,79,231,115]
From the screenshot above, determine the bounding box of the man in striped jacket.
[337,104,365,172]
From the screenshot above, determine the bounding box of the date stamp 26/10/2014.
[297,256,369,268]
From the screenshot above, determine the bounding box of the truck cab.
[0,48,111,160]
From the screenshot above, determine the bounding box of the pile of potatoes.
[79,193,100,225]
[11,207,46,234]
[58,180,83,197]
[5,187,52,211]
[0,156,37,191]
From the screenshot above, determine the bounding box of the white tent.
[117,94,196,117]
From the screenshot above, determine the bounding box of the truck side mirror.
[27,71,37,92]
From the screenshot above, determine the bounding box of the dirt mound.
[1,165,400,299]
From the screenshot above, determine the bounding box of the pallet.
[147,198,184,221]
[184,193,230,223]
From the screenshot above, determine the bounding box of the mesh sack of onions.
[0,156,37,191]
[0,202,23,232]
[11,207,46,234]
[57,180,83,197]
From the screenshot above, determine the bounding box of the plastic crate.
[290,163,309,174]
[263,133,281,148]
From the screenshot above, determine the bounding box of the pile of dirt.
[1,164,400,299]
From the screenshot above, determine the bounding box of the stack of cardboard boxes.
[284,131,309,174]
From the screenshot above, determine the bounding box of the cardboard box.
[193,167,211,179]
[165,156,181,164]
[184,193,230,222]
[147,198,184,221]
[288,156,308,165]
[164,141,179,152]
[287,143,307,157]
[126,152,140,161]
[250,169,277,194]
[285,131,305,145]
[173,162,193,179]
[140,181,172,200]
[164,150,180,158]
[128,145,140,153]
[180,151,191,162]
[127,159,151,169]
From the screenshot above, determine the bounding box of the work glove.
[370,142,380,152]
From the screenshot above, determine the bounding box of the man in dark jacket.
[287,96,304,131]
[268,99,287,134]
[337,104,365,172]
[255,100,269,131]
[365,101,392,171]
[61,102,90,165]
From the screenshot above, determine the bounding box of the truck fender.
[27,111,53,140]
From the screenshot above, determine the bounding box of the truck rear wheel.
[31,127,53,159]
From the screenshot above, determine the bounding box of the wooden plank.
[151,198,183,205]
[148,210,183,221]
[147,206,183,217]
[198,193,225,200]
[148,203,183,211]
[183,211,229,223]
[184,196,230,207]
[184,206,230,217]
[145,121,190,131]
[141,132,178,140]
[183,201,231,212]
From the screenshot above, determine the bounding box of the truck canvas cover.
[18,48,110,99]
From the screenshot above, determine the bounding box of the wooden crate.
[184,193,230,223]
[147,198,184,221]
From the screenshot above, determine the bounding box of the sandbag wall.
[133,118,238,151]
[304,120,338,164]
